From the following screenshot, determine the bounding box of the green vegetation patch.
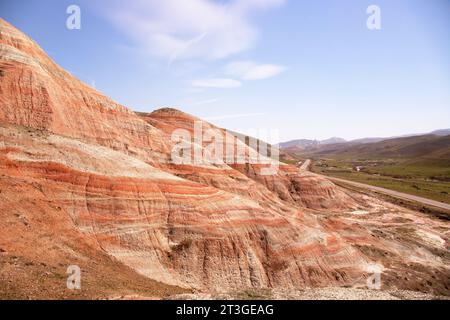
[311,159,450,204]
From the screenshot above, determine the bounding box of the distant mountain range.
[278,137,346,150]
[279,129,450,166]
[431,129,450,136]
[278,129,450,151]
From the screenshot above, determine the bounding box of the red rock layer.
[1,18,448,296]
[0,20,170,162]
[142,108,360,210]
[0,125,368,290]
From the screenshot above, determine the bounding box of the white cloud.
[225,61,285,80]
[204,113,264,121]
[102,0,285,61]
[188,98,220,106]
[234,0,286,10]
[191,78,242,89]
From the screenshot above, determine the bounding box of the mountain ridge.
[279,129,450,160]
[279,128,449,149]
[1,18,449,298]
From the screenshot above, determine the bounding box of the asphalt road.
[303,159,450,212]
[299,159,311,171]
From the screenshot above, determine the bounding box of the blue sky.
[1,0,449,142]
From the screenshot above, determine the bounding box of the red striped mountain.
[1,19,448,298]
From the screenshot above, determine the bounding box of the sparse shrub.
[237,288,272,300]
[269,259,288,272]
[170,238,193,252]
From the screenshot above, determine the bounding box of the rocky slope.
[141,108,359,210]
[0,18,449,299]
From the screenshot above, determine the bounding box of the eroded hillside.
[0,18,449,299]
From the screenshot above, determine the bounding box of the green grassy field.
[311,159,450,204]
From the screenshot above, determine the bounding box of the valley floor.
[310,159,450,205]
[168,287,449,300]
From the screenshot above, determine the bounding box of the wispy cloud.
[187,98,220,106]
[168,32,207,67]
[204,113,265,121]
[102,0,286,62]
[191,78,242,89]
[225,61,285,80]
